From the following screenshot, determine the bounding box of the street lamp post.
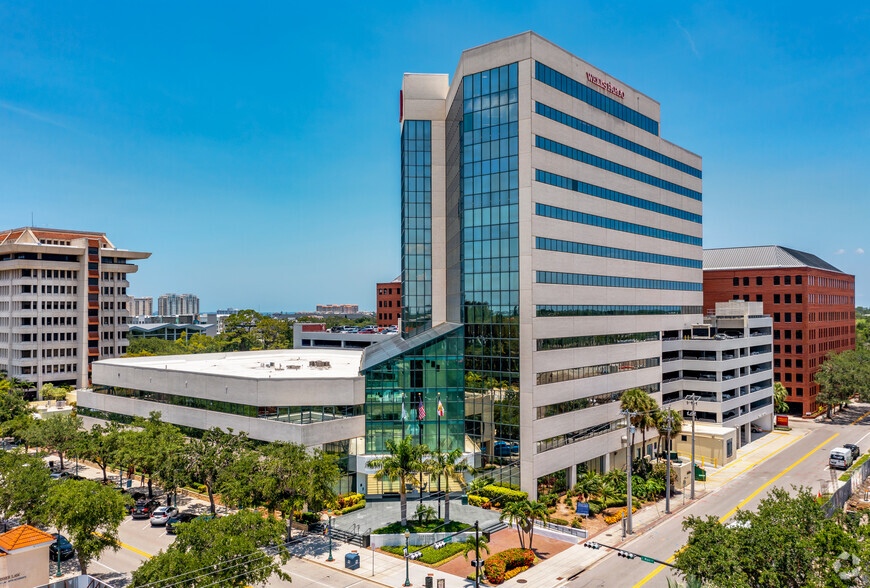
[326,512,334,562]
[403,529,411,587]
[664,412,673,515]
[474,520,481,588]
[55,532,62,577]
[687,395,699,500]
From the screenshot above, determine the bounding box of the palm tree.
[621,388,659,457]
[499,500,529,548]
[366,436,429,526]
[524,500,549,551]
[427,448,468,523]
[463,533,490,586]
[773,382,789,414]
[597,481,620,507]
[655,409,684,457]
[574,471,600,502]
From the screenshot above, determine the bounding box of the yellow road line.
[706,432,790,476]
[850,409,870,425]
[632,432,839,587]
[94,531,153,559]
[709,432,806,487]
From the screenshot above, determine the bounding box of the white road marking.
[141,524,151,531]
[93,560,123,574]
[286,570,341,587]
[855,431,870,447]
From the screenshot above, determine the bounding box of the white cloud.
[857,248,865,254]
[835,249,846,254]
[674,20,700,58]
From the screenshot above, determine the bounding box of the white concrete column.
[567,464,577,490]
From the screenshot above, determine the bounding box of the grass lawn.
[373,520,469,534]
[381,543,465,565]
[840,453,870,482]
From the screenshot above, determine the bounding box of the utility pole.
[686,395,699,500]
[664,412,673,514]
[621,410,637,535]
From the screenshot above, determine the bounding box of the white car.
[150,506,179,526]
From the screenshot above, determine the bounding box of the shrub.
[468,494,488,507]
[293,511,321,525]
[484,548,535,584]
[382,543,464,565]
[331,492,364,510]
[547,506,557,514]
[335,500,366,516]
[589,501,604,516]
[603,506,638,525]
[538,492,558,507]
[549,517,569,526]
[570,518,583,529]
[565,497,573,509]
[492,482,521,491]
[476,485,528,506]
[504,565,530,581]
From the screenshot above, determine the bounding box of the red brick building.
[703,246,856,417]
[376,277,401,327]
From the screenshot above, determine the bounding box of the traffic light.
[432,541,445,550]
[408,550,422,560]
[617,550,636,559]
[584,541,601,549]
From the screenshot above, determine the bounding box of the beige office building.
[0,227,150,391]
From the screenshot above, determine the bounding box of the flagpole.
[401,393,405,440]
[437,392,442,519]
[419,392,424,509]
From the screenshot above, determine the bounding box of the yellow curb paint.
[631,432,839,588]
[93,532,153,559]
[850,409,870,426]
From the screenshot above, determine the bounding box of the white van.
[830,447,854,470]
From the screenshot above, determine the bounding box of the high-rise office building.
[133,297,153,317]
[157,293,199,317]
[362,32,703,498]
[703,246,856,417]
[0,227,150,391]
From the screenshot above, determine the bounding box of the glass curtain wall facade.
[401,120,432,337]
[459,63,521,486]
[364,327,465,454]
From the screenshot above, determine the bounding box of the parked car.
[830,447,855,470]
[149,506,179,526]
[48,534,75,561]
[165,512,198,535]
[844,444,861,460]
[50,471,86,481]
[131,499,161,519]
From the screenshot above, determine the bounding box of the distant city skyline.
[2,2,867,311]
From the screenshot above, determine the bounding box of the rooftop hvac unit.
[309,360,331,368]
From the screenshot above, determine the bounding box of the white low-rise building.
[662,301,775,448]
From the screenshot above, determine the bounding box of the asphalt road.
[569,406,870,588]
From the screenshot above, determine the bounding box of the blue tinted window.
[536,271,702,291]
[535,203,701,246]
[535,170,701,223]
[535,62,659,135]
[536,305,702,317]
[535,237,701,268]
[402,120,432,337]
[536,136,702,201]
[535,103,701,179]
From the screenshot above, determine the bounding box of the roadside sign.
[576,502,590,516]
[470,559,483,567]
[444,536,451,543]
[403,547,408,557]
[641,556,655,563]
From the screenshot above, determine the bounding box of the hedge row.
[475,485,528,506]
[334,500,366,516]
[382,542,464,565]
[467,494,490,508]
[484,548,535,584]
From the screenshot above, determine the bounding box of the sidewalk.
[704,426,809,490]
[285,534,473,587]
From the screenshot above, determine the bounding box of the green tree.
[655,409,684,456]
[0,450,52,526]
[815,349,870,418]
[573,470,601,502]
[0,378,34,439]
[463,532,490,586]
[366,436,428,526]
[121,412,184,498]
[186,427,250,515]
[306,447,340,512]
[130,510,291,587]
[46,479,129,575]
[620,388,659,456]
[499,500,528,549]
[773,382,790,414]
[78,422,125,483]
[39,383,69,402]
[426,448,468,523]
[37,413,82,470]
[524,499,549,551]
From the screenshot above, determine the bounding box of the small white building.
[662,301,775,448]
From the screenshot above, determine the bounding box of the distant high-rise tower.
[158,293,199,316]
[0,227,150,391]
[133,297,153,317]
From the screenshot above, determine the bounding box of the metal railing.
[534,518,588,538]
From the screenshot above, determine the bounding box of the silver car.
[150,506,179,526]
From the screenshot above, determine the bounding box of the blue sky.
[1,1,868,311]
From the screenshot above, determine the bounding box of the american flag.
[418,397,426,421]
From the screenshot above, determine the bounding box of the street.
[568,405,870,588]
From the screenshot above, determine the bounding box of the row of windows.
[537,305,702,317]
[536,170,701,224]
[536,383,660,419]
[536,136,702,201]
[536,271,703,292]
[92,385,363,422]
[535,237,702,268]
[534,62,659,135]
[463,63,519,100]
[534,102,701,178]
[536,418,626,454]
[537,331,659,352]
[535,203,701,246]
[537,357,660,386]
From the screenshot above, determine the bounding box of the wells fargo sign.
[586,72,625,100]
